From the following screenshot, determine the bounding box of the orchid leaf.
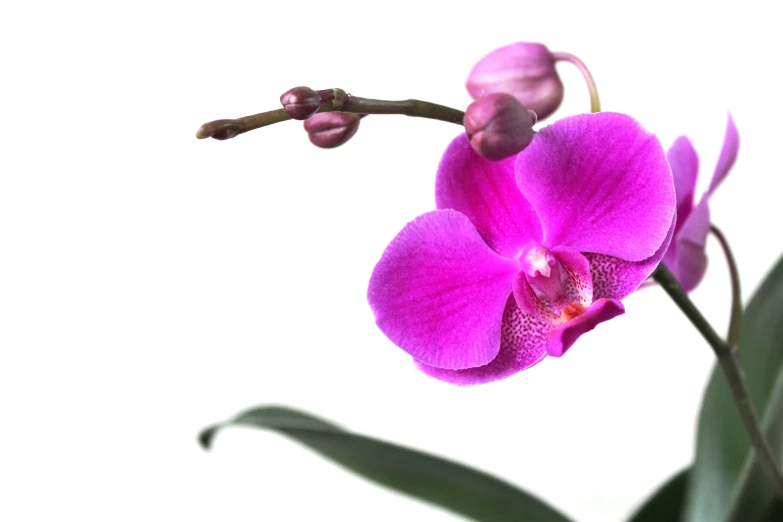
[761,501,783,521]
[684,254,783,522]
[200,406,575,522]
[627,468,688,522]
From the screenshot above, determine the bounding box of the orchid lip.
[555,301,587,324]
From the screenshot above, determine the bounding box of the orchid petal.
[707,113,739,196]
[546,299,625,357]
[417,297,549,385]
[667,136,699,223]
[436,134,542,257]
[670,198,710,291]
[588,214,676,300]
[515,112,675,261]
[368,210,518,370]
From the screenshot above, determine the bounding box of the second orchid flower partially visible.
[664,115,739,291]
[368,113,675,385]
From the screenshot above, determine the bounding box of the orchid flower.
[368,112,676,385]
[663,115,739,291]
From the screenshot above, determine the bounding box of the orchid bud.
[303,112,362,148]
[466,42,564,121]
[280,86,322,120]
[463,93,535,161]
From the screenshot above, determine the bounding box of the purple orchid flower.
[368,112,676,385]
[663,115,739,291]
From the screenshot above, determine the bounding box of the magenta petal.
[588,214,676,300]
[667,136,699,222]
[368,210,518,370]
[707,113,739,195]
[670,198,710,291]
[546,299,625,357]
[515,112,675,261]
[436,134,542,257]
[417,297,549,385]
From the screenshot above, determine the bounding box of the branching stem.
[551,52,601,113]
[196,92,465,140]
[710,224,742,346]
[653,264,783,500]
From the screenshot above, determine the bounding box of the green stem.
[196,93,465,140]
[551,52,601,113]
[652,264,783,501]
[710,225,742,346]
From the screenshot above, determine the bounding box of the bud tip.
[464,93,535,161]
[280,86,322,120]
[304,112,362,149]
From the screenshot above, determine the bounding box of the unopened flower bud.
[303,112,362,148]
[463,93,535,161]
[280,86,322,120]
[466,42,563,121]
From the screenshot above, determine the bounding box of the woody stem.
[196,93,465,140]
[652,264,783,501]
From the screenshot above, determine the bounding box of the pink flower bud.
[463,93,535,161]
[303,112,362,148]
[280,86,321,120]
[466,43,563,121]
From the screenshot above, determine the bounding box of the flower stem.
[652,264,783,500]
[551,52,601,113]
[710,225,742,346]
[196,92,465,140]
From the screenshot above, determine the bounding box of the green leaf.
[761,501,783,522]
[201,406,575,522]
[626,468,688,522]
[684,254,783,522]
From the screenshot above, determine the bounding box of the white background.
[1,1,779,521]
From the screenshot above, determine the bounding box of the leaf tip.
[199,424,220,450]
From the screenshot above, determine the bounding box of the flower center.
[518,245,569,314]
[558,301,586,323]
[521,245,554,278]
[517,245,590,323]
